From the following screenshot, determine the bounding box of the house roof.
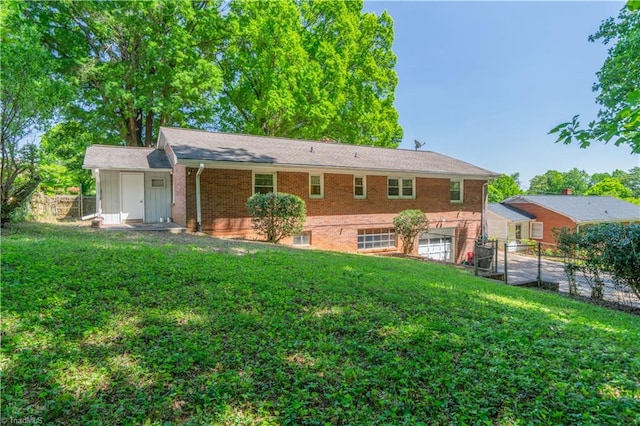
[157,127,499,178]
[503,195,640,223]
[488,203,536,222]
[83,145,172,171]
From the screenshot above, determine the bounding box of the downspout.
[94,168,102,217]
[195,163,204,232]
[481,182,488,243]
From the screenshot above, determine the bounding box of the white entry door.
[121,173,144,222]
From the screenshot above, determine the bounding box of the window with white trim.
[450,179,463,203]
[293,232,311,246]
[354,176,366,199]
[309,174,323,198]
[254,173,275,194]
[151,178,165,188]
[530,222,543,240]
[357,228,396,250]
[388,178,414,199]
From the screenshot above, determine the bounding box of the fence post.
[504,243,508,284]
[537,242,542,288]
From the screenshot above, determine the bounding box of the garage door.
[418,233,453,262]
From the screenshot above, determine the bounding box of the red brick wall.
[171,163,187,226]
[183,167,486,261]
[503,202,575,248]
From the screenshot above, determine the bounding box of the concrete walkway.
[99,222,187,233]
[498,252,640,309]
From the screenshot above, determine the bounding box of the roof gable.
[504,195,640,223]
[157,127,498,178]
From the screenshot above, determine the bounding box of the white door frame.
[120,172,145,223]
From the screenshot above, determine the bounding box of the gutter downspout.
[94,168,102,217]
[195,163,204,232]
[481,182,488,243]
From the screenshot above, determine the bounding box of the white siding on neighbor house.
[487,211,531,244]
[487,211,508,242]
[98,170,172,224]
[100,170,121,224]
[144,172,172,223]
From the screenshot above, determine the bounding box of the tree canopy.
[525,167,639,204]
[2,0,404,200]
[488,174,523,203]
[215,0,402,146]
[21,0,224,147]
[550,2,640,153]
[0,2,71,223]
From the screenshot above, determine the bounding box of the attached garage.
[418,228,456,262]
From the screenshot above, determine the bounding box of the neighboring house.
[500,195,640,248]
[487,203,536,245]
[83,127,499,261]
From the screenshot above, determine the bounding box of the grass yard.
[1,223,639,425]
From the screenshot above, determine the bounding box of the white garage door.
[418,232,453,262]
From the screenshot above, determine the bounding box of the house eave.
[174,158,497,180]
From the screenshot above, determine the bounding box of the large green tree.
[215,0,402,147]
[0,2,70,224]
[39,121,95,194]
[550,2,640,153]
[527,170,566,195]
[585,177,634,198]
[22,0,224,147]
[488,173,523,202]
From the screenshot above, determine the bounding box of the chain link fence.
[492,242,640,309]
[29,193,96,221]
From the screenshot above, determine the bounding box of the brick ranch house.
[493,194,640,248]
[83,127,499,262]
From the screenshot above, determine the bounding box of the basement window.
[357,228,396,250]
[293,232,311,246]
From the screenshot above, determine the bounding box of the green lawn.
[2,223,639,425]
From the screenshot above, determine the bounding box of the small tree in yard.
[246,192,306,243]
[393,209,429,255]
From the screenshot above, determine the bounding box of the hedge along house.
[85,127,499,261]
[83,145,173,224]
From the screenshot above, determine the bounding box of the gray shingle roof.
[83,145,171,170]
[489,203,536,221]
[504,195,640,223]
[158,127,498,178]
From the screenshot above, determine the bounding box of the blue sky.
[363,1,639,189]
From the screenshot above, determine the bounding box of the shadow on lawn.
[2,230,639,424]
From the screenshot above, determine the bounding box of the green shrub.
[556,223,640,300]
[246,192,306,243]
[393,209,429,254]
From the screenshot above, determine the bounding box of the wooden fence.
[29,193,97,220]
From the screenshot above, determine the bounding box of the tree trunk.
[145,109,153,147]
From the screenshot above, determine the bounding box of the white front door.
[121,173,144,222]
